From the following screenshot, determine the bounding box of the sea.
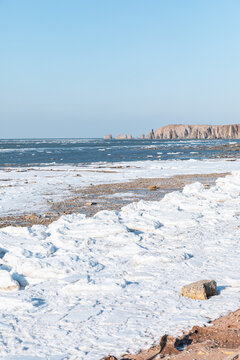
[0,138,239,167]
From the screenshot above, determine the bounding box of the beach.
[0,154,240,359]
[3,0,240,357]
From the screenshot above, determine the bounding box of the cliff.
[146,124,240,140]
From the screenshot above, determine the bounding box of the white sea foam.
[0,171,239,358]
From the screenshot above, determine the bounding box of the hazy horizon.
[1,0,240,138]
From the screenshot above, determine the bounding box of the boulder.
[181,280,217,300]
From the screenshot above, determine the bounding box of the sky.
[1,0,240,138]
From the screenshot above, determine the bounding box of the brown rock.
[115,134,127,140]
[181,280,217,300]
[146,124,240,140]
[146,129,155,139]
[148,185,157,191]
[85,202,97,206]
[159,334,179,355]
[104,134,113,140]
[25,213,39,221]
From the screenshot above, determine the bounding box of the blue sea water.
[0,138,239,167]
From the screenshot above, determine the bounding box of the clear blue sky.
[1,0,240,138]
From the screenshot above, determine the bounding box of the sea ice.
[0,171,239,358]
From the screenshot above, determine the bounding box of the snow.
[0,158,239,216]
[0,170,239,358]
[0,270,19,291]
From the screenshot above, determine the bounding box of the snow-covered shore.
[0,163,240,358]
[0,158,239,216]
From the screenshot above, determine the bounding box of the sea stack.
[103,134,113,139]
[115,134,128,139]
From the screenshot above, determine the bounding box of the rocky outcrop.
[115,134,128,140]
[146,124,240,139]
[103,134,112,140]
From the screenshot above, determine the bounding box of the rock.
[181,280,217,300]
[148,185,157,191]
[115,134,127,140]
[146,129,155,139]
[104,134,113,140]
[127,134,133,139]
[25,213,39,221]
[141,134,145,139]
[85,202,97,206]
[146,124,240,140]
[103,356,117,360]
[159,334,179,355]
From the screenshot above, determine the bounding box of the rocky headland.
[146,124,240,139]
[104,124,240,140]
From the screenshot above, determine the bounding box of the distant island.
[104,124,240,140]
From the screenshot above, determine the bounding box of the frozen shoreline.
[0,158,239,217]
[0,159,239,358]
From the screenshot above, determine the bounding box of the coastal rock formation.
[103,134,112,139]
[146,124,240,139]
[115,134,127,139]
